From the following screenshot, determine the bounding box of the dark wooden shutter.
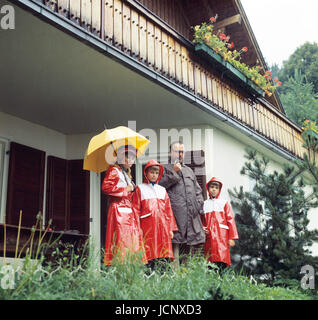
[6,142,45,227]
[46,157,90,234]
[68,160,90,234]
[100,171,108,248]
[184,150,207,200]
[46,156,68,231]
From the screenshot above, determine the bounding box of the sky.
[240,0,318,67]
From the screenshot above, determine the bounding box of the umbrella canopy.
[83,126,150,173]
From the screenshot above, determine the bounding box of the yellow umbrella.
[83,126,150,173]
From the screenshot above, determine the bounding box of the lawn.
[0,251,315,300]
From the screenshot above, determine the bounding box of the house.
[0,0,317,258]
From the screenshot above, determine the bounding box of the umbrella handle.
[110,141,117,157]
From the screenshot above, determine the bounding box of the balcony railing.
[37,0,307,159]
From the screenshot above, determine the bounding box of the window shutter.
[6,142,45,227]
[68,159,90,234]
[184,150,207,200]
[100,171,107,248]
[46,156,68,230]
[46,157,90,234]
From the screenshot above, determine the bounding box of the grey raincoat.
[159,163,206,245]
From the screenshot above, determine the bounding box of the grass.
[0,249,315,300]
[0,213,315,300]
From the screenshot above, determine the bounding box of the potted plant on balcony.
[192,15,282,97]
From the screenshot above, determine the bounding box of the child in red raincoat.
[202,177,239,269]
[102,145,147,266]
[132,160,178,270]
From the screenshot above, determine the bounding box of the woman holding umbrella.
[84,126,150,266]
[102,144,147,266]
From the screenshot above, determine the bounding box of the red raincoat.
[102,165,147,265]
[132,160,178,261]
[202,177,239,266]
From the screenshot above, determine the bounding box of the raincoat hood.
[206,177,223,199]
[144,160,164,184]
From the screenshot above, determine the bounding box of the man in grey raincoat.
[159,141,206,266]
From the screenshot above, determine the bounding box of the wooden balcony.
[36,0,306,159]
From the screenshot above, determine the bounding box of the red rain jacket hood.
[144,159,164,184]
[206,177,223,199]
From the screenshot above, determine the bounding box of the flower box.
[194,43,265,98]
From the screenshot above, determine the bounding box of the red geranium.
[227,42,234,49]
[242,47,248,52]
[210,17,216,22]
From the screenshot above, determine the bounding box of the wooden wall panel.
[260,105,266,136]
[113,0,123,48]
[248,102,254,128]
[235,94,241,120]
[240,98,246,124]
[222,86,229,113]
[227,89,233,115]
[131,9,139,57]
[139,15,147,63]
[201,71,207,99]
[181,46,188,88]
[81,0,92,31]
[161,32,169,75]
[70,0,81,24]
[122,3,131,53]
[175,41,182,84]
[211,78,218,107]
[58,0,69,18]
[91,0,101,36]
[194,64,201,96]
[168,36,176,80]
[245,100,250,126]
[147,21,155,69]
[105,0,114,42]
[216,81,223,108]
[206,75,213,102]
[154,26,162,72]
[188,61,195,92]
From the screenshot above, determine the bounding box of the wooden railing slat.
[122,3,131,53]
[70,0,81,24]
[105,0,114,42]
[154,26,162,72]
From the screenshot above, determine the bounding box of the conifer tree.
[230,140,318,287]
